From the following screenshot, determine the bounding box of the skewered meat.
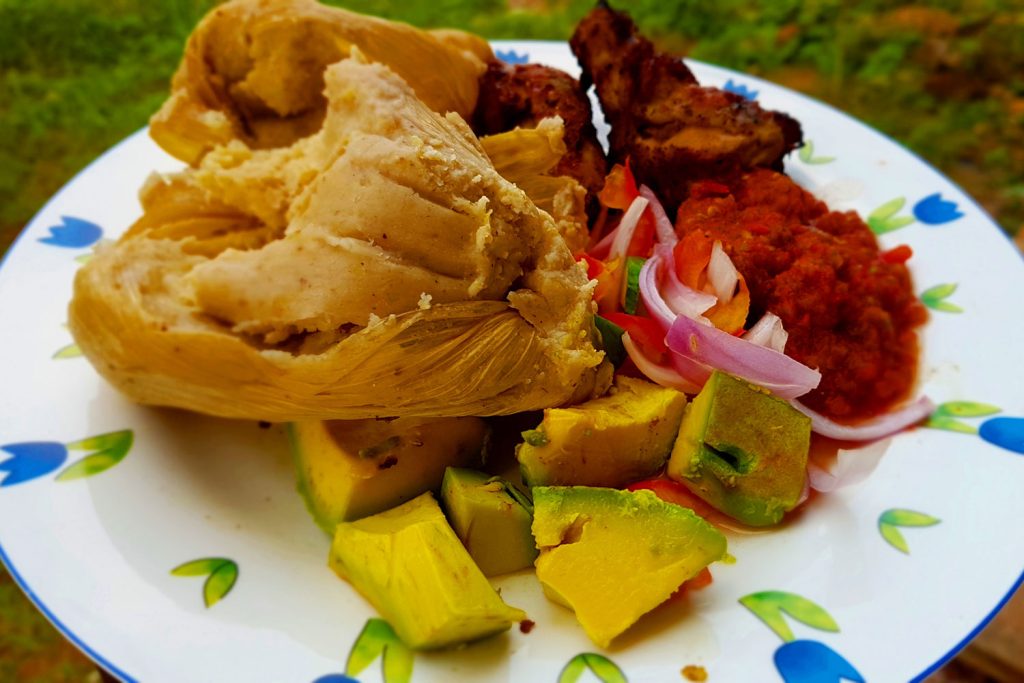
[570,3,803,211]
[473,61,608,210]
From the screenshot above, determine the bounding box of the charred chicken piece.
[570,4,803,211]
[473,61,608,209]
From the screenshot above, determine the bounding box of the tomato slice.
[881,244,913,264]
[579,254,623,311]
[602,312,668,364]
[626,211,656,258]
[626,477,718,519]
[579,253,604,281]
[673,230,714,288]
[673,232,750,334]
[598,161,639,210]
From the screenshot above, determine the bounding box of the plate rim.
[2,40,1022,683]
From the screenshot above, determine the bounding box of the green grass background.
[0,0,1022,679]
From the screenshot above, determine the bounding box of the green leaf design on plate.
[346,618,413,683]
[798,141,813,162]
[52,343,83,359]
[925,415,978,434]
[171,558,224,577]
[797,140,835,165]
[920,283,963,313]
[55,453,120,481]
[738,591,839,643]
[74,253,93,265]
[934,401,1001,418]
[869,197,905,220]
[921,282,956,299]
[171,557,239,608]
[56,429,133,482]
[867,197,916,235]
[559,653,627,683]
[879,509,941,554]
[929,300,964,313]
[925,402,1002,433]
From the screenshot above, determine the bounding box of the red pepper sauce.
[675,169,928,421]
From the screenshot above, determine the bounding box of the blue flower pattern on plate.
[913,193,963,225]
[0,43,1014,683]
[723,79,758,100]
[0,443,68,487]
[38,216,103,248]
[0,431,133,487]
[978,417,1024,454]
[774,640,865,683]
[496,49,529,64]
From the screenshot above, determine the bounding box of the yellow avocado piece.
[532,486,727,648]
[516,376,687,487]
[440,467,538,577]
[330,492,526,650]
[289,417,488,531]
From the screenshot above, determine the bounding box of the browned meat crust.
[570,4,803,211]
[472,61,608,208]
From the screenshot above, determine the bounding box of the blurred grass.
[1,0,1023,257]
[0,566,100,681]
[0,1,1022,679]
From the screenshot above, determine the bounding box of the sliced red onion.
[638,184,677,247]
[671,352,713,389]
[640,247,715,323]
[796,476,810,506]
[638,253,678,330]
[743,312,788,353]
[622,333,702,393]
[608,196,650,262]
[636,253,715,391]
[707,240,739,304]
[666,315,821,399]
[590,224,618,260]
[663,262,716,319]
[792,396,935,441]
[808,438,892,493]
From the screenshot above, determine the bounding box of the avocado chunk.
[329,492,527,649]
[532,486,727,648]
[516,376,687,488]
[440,468,537,576]
[289,417,488,531]
[666,371,811,527]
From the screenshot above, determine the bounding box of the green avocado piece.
[288,417,488,532]
[532,486,727,648]
[666,371,810,526]
[329,492,526,650]
[516,376,687,488]
[440,467,537,576]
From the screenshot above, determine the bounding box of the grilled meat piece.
[473,61,608,208]
[570,4,803,211]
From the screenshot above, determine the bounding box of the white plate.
[1,40,1023,683]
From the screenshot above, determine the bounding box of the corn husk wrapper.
[151,0,492,165]
[481,119,590,255]
[70,54,610,421]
